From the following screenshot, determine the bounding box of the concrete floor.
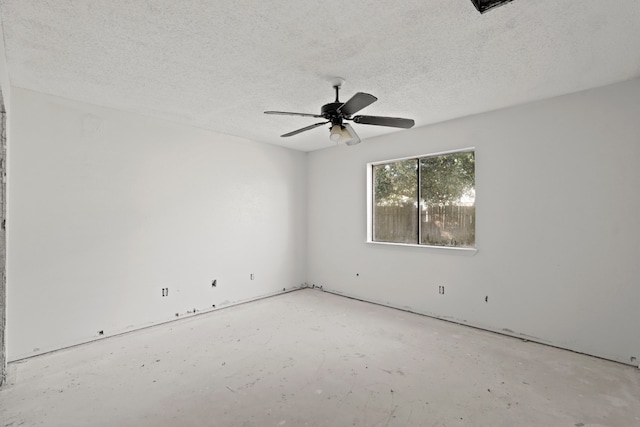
[1,289,639,427]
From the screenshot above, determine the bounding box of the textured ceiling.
[1,0,639,151]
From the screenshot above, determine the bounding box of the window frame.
[366,147,477,253]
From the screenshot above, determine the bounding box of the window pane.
[420,151,475,247]
[373,159,418,243]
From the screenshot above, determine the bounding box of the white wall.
[7,88,307,361]
[308,78,640,366]
[7,79,640,366]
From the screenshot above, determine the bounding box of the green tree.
[374,152,475,207]
[373,159,417,206]
[420,152,475,206]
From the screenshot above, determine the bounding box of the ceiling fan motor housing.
[321,102,345,125]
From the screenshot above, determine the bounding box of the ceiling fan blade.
[352,115,415,129]
[265,110,324,118]
[281,121,328,137]
[337,92,378,116]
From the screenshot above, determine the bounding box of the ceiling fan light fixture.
[329,124,360,145]
[329,125,343,142]
[343,123,361,146]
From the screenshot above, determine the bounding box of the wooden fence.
[374,205,475,247]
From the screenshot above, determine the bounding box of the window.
[370,149,475,248]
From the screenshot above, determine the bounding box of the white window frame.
[366,147,477,253]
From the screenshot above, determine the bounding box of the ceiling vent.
[470,0,514,13]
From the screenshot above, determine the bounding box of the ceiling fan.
[264,79,415,146]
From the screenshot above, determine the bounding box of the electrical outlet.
[438,286,445,295]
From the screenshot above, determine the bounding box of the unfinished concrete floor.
[1,289,639,427]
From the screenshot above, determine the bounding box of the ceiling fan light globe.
[343,123,361,146]
[329,125,343,142]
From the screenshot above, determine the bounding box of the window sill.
[366,240,478,255]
